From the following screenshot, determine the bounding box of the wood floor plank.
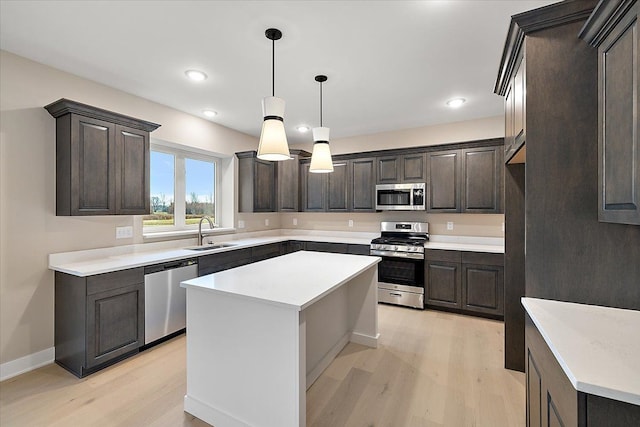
[1,305,525,427]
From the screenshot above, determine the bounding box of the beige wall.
[292,115,504,155]
[0,50,504,368]
[0,51,258,365]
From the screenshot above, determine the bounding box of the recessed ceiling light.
[446,98,466,108]
[296,125,310,133]
[203,110,217,118]
[185,69,207,81]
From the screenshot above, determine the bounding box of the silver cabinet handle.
[390,293,402,297]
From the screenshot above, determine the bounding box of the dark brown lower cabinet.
[526,315,640,427]
[55,268,145,378]
[425,259,462,309]
[425,249,504,318]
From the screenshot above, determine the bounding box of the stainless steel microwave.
[375,183,426,211]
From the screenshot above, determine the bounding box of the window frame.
[144,142,221,232]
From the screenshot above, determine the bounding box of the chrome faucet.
[198,216,215,246]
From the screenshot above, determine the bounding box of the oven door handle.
[389,292,403,297]
[369,249,424,260]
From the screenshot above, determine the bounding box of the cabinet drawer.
[305,242,348,253]
[86,267,144,295]
[462,251,504,266]
[251,243,282,262]
[424,249,461,263]
[347,244,371,256]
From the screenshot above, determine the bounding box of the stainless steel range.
[370,221,428,309]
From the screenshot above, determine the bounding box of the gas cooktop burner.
[371,237,427,246]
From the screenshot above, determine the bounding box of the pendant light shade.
[258,96,289,161]
[257,28,290,161]
[310,75,334,173]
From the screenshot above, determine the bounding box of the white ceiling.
[0,0,556,144]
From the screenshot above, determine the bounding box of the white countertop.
[522,297,640,405]
[181,251,380,311]
[49,230,504,277]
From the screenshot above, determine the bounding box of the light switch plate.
[348,220,354,228]
[293,218,298,226]
[238,220,245,229]
[265,218,269,226]
[116,226,133,239]
[446,222,454,231]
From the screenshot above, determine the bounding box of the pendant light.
[257,28,290,161]
[309,75,334,173]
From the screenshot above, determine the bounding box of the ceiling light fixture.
[309,75,333,173]
[296,125,310,133]
[185,69,207,82]
[257,28,290,161]
[203,110,217,118]
[446,98,466,108]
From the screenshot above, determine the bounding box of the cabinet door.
[426,149,462,212]
[424,260,461,308]
[301,162,327,211]
[327,162,349,211]
[70,115,116,215]
[115,125,150,215]
[462,146,503,213]
[251,243,282,262]
[86,283,144,369]
[526,350,543,427]
[504,82,515,159]
[513,54,526,148]
[351,157,376,211]
[462,263,504,316]
[598,4,640,225]
[402,153,426,182]
[254,159,276,212]
[278,157,299,211]
[377,156,401,183]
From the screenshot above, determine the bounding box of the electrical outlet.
[293,218,298,226]
[348,219,354,228]
[446,222,454,231]
[115,226,133,239]
[265,218,269,226]
[238,220,245,229]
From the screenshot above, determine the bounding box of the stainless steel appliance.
[370,221,428,309]
[143,258,198,345]
[375,183,426,211]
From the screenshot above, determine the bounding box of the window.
[144,144,218,230]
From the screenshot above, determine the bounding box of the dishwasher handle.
[144,259,198,275]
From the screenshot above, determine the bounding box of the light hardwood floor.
[0,305,525,426]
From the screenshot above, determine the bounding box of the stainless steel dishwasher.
[143,258,198,345]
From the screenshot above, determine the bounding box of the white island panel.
[182,251,380,427]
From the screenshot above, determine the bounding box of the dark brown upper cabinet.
[236,151,277,212]
[350,157,376,212]
[426,149,462,213]
[45,99,160,216]
[462,146,503,213]
[580,0,640,225]
[327,162,349,212]
[300,160,327,212]
[277,150,310,212]
[376,153,426,184]
[504,52,526,164]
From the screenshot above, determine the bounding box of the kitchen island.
[180,251,380,427]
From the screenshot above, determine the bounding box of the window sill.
[143,227,237,241]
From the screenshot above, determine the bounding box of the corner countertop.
[181,251,380,311]
[522,297,640,406]
[49,230,504,277]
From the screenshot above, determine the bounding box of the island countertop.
[522,297,640,406]
[181,251,381,311]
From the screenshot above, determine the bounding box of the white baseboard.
[350,331,380,348]
[0,347,54,382]
[306,332,350,390]
[184,394,250,427]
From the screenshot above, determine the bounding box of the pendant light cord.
[319,81,323,126]
[272,39,275,97]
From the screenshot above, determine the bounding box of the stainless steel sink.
[185,243,236,251]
